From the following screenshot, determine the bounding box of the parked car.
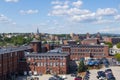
[105,73,115,80]
[105,69,115,80]
[116,61,120,66]
[105,69,112,73]
[74,76,82,80]
[97,71,106,80]
[71,73,77,77]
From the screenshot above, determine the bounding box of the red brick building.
[103,37,120,44]
[81,38,100,45]
[63,40,77,45]
[62,45,109,60]
[25,53,70,75]
[0,46,32,80]
[31,39,42,53]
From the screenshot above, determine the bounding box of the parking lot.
[16,66,120,80]
[16,74,75,80]
[89,66,120,80]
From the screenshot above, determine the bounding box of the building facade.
[103,37,120,44]
[25,53,70,75]
[81,38,100,45]
[0,46,32,80]
[31,39,42,53]
[62,45,109,60]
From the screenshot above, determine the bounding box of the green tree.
[114,53,120,62]
[78,60,86,73]
[104,42,113,48]
[116,42,120,48]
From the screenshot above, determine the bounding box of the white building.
[109,45,120,55]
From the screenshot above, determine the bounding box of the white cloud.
[72,0,83,8]
[0,14,11,23]
[49,0,119,24]
[0,14,16,25]
[53,5,69,9]
[96,8,117,16]
[93,19,114,24]
[67,8,91,15]
[51,0,62,5]
[71,13,97,22]
[19,10,39,15]
[114,15,120,20]
[5,0,19,2]
[99,27,120,32]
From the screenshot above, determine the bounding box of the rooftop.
[48,48,62,53]
[0,46,32,54]
[62,44,108,48]
[25,52,69,57]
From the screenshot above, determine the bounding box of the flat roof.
[25,52,69,57]
[0,46,32,54]
[48,48,62,53]
[62,44,108,48]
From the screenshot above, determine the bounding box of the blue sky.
[0,0,120,34]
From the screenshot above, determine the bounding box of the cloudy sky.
[0,0,120,34]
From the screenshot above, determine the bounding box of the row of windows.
[71,49,104,52]
[27,57,65,60]
[29,62,65,67]
[71,46,104,48]
[72,53,85,56]
[71,53,105,56]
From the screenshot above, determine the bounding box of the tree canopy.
[0,35,33,46]
[78,60,87,73]
[104,42,113,48]
[114,53,120,62]
[116,42,120,49]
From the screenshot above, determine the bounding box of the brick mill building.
[25,52,70,75]
[62,45,109,60]
[81,38,100,45]
[103,37,120,44]
[0,46,32,80]
[0,37,110,80]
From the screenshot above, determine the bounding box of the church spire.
[37,27,39,35]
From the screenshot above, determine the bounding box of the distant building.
[86,32,90,39]
[96,32,102,40]
[103,37,120,44]
[63,40,77,45]
[70,33,74,38]
[72,34,79,41]
[81,38,100,45]
[31,38,42,53]
[62,45,109,60]
[109,45,120,55]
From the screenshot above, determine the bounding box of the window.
[50,62,52,66]
[44,63,46,66]
[53,62,56,67]
[60,63,62,66]
[28,58,31,61]
[41,62,43,66]
[62,63,65,66]
[37,63,40,67]
[15,52,17,56]
[11,53,12,57]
